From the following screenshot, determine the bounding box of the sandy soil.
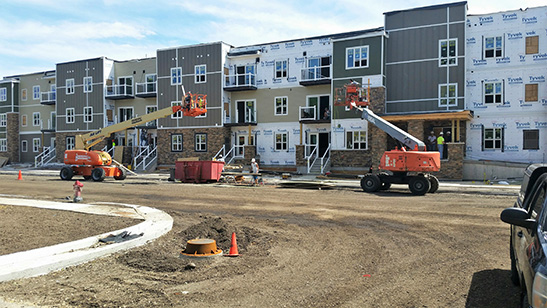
[0,173,520,307]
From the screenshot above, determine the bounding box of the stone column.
[7,112,20,163]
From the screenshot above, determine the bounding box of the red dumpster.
[175,160,224,183]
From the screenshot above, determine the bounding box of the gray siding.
[333,36,384,78]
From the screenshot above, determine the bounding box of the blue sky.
[0,0,544,77]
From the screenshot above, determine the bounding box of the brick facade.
[6,112,19,163]
[436,142,464,180]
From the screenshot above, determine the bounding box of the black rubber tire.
[60,166,74,181]
[409,176,431,195]
[91,168,106,182]
[379,173,391,190]
[114,168,127,180]
[361,174,381,192]
[428,175,440,193]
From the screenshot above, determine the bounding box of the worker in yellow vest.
[437,132,445,160]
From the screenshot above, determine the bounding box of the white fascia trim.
[331,30,387,42]
[19,131,44,135]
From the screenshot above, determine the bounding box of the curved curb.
[0,197,173,282]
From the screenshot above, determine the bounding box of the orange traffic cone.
[17,170,22,180]
[224,232,240,257]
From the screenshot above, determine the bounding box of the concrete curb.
[0,197,173,282]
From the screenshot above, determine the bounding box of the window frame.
[274,132,288,152]
[525,84,539,102]
[526,36,539,55]
[195,64,206,84]
[21,140,28,152]
[66,108,75,124]
[66,136,75,150]
[32,138,40,153]
[118,107,134,123]
[33,85,40,100]
[195,133,207,152]
[0,138,6,152]
[0,88,6,102]
[171,67,182,85]
[33,112,40,127]
[83,106,93,123]
[439,39,458,66]
[66,79,75,95]
[484,36,503,59]
[83,76,93,93]
[275,60,288,78]
[483,127,503,150]
[484,81,503,104]
[523,129,540,150]
[171,101,183,119]
[346,45,369,69]
[0,113,6,127]
[274,96,288,116]
[171,134,183,152]
[439,83,458,107]
[346,130,368,150]
[21,114,27,127]
[21,88,27,101]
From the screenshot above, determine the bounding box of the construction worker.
[437,132,445,159]
[184,92,192,111]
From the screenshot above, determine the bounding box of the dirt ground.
[0,173,520,308]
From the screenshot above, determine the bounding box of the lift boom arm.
[352,103,426,151]
[75,105,183,150]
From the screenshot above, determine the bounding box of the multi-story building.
[465,6,547,176]
[0,78,19,163]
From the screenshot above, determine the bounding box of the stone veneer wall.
[157,127,230,166]
[436,142,464,180]
[6,112,19,163]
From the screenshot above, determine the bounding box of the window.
[33,85,40,100]
[346,131,367,150]
[483,127,503,150]
[171,101,183,119]
[32,138,40,152]
[83,106,93,123]
[195,133,207,152]
[484,36,503,58]
[525,84,538,102]
[275,97,288,116]
[33,112,40,127]
[146,106,158,127]
[195,65,206,83]
[0,113,6,127]
[0,139,6,152]
[526,36,539,55]
[171,134,183,152]
[523,130,539,150]
[66,108,75,124]
[439,39,457,66]
[346,46,369,69]
[275,60,288,78]
[439,84,457,106]
[21,140,28,152]
[236,100,256,123]
[66,79,75,94]
[0,88,6,101]
[171,67,182,85]
[66,136,75,150]
[118,107,133,123]
[484,82,503,104]
[21,114,27,127]
[275,132,288,151]
[83,76,92,93]
[118,76,133,95]
[21,89,27,101]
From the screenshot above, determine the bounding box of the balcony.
[300,65,331,86]
[224,73,257,91]
[105,84,134,100]
[40,91,56,105]
[135,82,157,98]
[299,106,330,123]
[40,119,56,132]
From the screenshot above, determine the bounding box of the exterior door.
[306,133,318,157]
[318,132,329,157]
[235,134,246,157]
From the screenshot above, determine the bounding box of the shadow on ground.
[466,269,520,308]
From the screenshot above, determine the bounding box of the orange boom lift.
[60,86,207,182]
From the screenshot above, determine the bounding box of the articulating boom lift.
[336,81,440,195]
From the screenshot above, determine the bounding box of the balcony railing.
[135,82,157,97]
[224,73,257,91]
[299,106,317,121]
[300,65,331,86]
[105,84,134,99]
[40,91,56,105]
[40,119,56,132]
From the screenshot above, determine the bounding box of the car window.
[533,181,546,227]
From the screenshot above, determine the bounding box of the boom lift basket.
[334,82,370,109]
[183,93,207,117]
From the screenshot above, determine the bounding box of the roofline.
[467,4,547,17]
[3,69,56,80]
[56,56,110,66]
[384,1,467,16]
[157,41,231,52]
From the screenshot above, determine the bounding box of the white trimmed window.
[21,89,27,101]
[171,67,182,85]
[0,88,6,101]
[33,85,40,100]
[439,83,457,106]
[483,127,503,150]
[66,136,75,150]
[32,138,40,152]
[484,81,503,104]
[171,101,183,119]
[346,46,369,69]
[0,113,6,127]
[146,105,158,127]
[66,79,75,94]
[439,39,457,66]
[275,96,288,116]
[484,36,503,58]
[66,108,75,124]
[275,60,288,78]
[21,140,28,152]
[33,112,40,127]
[118,107,133,123]
[0,139,6,152]
[195,133,207,152]
[21,114,27,127]
[346,131,367,150]
[83,106,93,123]
[195,65,206,83]
[275,132,288,151]
[83,76,92,93]
[171,134,183,152]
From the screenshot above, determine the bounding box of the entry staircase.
[305,143,331,175]
[132,145,158,172]
[34,146,56,168]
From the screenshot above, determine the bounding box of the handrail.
[306,146,318,174]
[213,145,225,160]
[34,145,55,168]
[225,72,256,87]
[142,146,157,170]
[133,145,152,171]
[225,145,237,165]
[299,106,317,121]
[320,143,331,174]
[300,64,331,81]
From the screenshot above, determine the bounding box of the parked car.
[501,164,547,307]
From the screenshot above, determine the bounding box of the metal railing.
[300,64,331,82]
[213,144,237,165]
[105,84,134,97]
[225,72,256,88]
[133,145,157,171]
[40,91,56,103]
[306,146,318,174]
[136,82,157,96]
[320,143,331,174]
[299,106,317,121]
[34,145,56,168]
